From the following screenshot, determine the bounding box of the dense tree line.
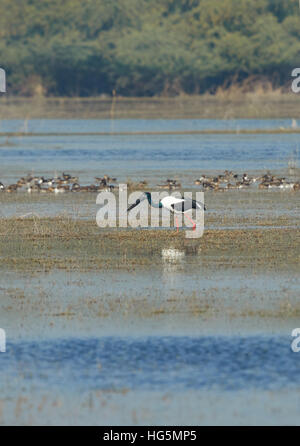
[0,0,299,96]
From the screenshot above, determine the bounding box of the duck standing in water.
[127,192,206,232]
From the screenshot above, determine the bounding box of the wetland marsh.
[0,118,299,425]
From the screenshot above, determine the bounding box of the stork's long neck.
[145,193,162,208]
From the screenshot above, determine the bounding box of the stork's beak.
[127,199,141,212]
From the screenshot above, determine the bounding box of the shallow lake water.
[0,261,299,424]
[1,267,299,339]
[0,118,299,186]
[0,335,300,425]
[0,119,299,425]
[1,117,298,133]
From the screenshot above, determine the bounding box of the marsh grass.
[0,216,299,272]
[1,93,300,120]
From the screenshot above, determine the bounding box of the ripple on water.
[0,336,298,395]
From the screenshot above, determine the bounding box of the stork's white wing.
[171,198,205,213]
[161,196,206,213]
[160,196,184,212]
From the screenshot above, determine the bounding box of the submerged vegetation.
[0,0,300,97]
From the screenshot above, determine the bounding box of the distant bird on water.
[127,192,206,231]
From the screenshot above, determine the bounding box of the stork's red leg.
[185,213,196,231]
[175,216,179,232]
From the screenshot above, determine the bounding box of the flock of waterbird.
[0,170,299,194]
[0,173,117,194]
[194,170,300,191]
